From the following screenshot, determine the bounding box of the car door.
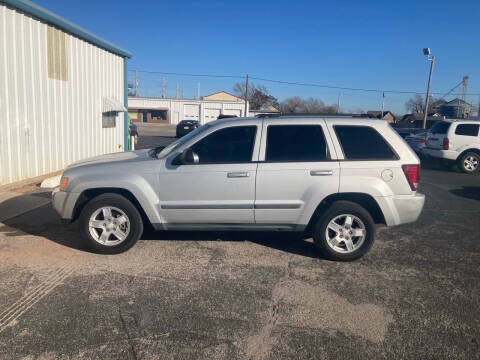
[255,119,340,227]
[158,122,261,225]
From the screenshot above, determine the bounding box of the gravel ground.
[0,125,478,359]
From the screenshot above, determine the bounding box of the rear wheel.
[79,193,143,254]
[459,152,479,174]
[313,201,375,261]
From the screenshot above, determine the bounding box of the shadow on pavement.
[142,227,320,259]
[449,186,480,201]
[0,193,320,259]
[420,158,457,172]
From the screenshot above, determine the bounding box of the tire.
[79,193,144,254]
[313,201,375,261]
[458,152,480,174]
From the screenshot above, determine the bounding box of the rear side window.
[266,125,329,162]
[430,121,451,134]
[455,124,479,136]
[334,126,397,160]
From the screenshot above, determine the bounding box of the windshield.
[156,123,211,158]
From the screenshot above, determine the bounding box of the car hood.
[67,149,152,170]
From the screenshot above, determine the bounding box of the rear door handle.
[227,171,249,178]
[310,170,333,176]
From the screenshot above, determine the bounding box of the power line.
[128,69,480,96]
[250,76,480,96]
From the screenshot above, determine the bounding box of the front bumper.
[52,187,80,220]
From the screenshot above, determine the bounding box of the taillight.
[443,137,449,150]
[402,165,419,191]
[415,138,426,143]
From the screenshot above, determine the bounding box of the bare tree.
[405,94,425,113]
[280,96,305,113]
[233,82,279,110]
[280,96,337,114]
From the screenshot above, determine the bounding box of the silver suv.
[52,116,425,261]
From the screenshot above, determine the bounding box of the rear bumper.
[422,148,458,161]
[375,193,425,226]
[52,187,80,220]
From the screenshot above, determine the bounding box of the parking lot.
[0,124,479,359]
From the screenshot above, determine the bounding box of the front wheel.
[79,193,144,254]
[313,201,375,261]
[458,152,479,174]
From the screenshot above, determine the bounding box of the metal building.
[0,0,131,185]
[128,96,248,125]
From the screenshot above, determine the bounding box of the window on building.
[191,126,257,163]
[334,125,397,160]
[102,112,117,128]
[265,125,330,162]
[47,25,68,81]
[455,124,479,137]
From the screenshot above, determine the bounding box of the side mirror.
[174,148,199,165]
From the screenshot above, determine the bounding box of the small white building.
[0,0,131,185]
[129,92,249,125]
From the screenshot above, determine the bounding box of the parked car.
[422,120,480,173]
[176,120,199,138]
[394,127,424,139]
[405,132,427,153]
[52,116,425,261]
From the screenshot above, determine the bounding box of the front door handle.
[310,170,333,176]
[227,171,249,178]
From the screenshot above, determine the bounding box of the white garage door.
[184,104,200,120]
[223,109,242,117]
[204,108,221,123]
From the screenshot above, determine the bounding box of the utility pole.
[182,86,184,99]
[381,92,385,120]
[197,83,200,99]
[477,96,480,119]
[337,92,341,114]
[244,74,249,117]
[460,76,468,101]
[161,78,165,98]
[422,50,435,129]
[176,83,179,99]
[135,70,138,97]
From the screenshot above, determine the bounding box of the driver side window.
[191,126,257,164]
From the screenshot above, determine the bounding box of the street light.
[422,48,435,129]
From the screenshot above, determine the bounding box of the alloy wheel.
[325,214,366,253]
[88,206,130,246]
[463,155,479,172]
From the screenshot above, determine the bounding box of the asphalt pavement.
[0,125,479,359]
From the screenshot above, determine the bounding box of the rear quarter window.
[334,125,398,160]
[454,124,479,137]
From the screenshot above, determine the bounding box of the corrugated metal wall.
[128,97,249,125]
[0,4,125,185]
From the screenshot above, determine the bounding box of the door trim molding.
[161,203,302,210]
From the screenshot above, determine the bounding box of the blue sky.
[38,0,480,114]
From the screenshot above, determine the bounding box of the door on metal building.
[183,104,200,120]
[204,108,221,123]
